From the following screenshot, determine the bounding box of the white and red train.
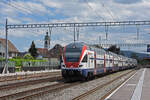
[61,42,137,80]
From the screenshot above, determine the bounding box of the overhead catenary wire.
[0,0,31,14]
[0,0,53,27]
[84,0,117,21]
[0,0,44,20]
[84,0,105,21]
[8,0,34,14]
[99,2,116,21]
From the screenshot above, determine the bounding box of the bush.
[9,59,22,66]
[0,57,5,61]
[13,56,21,59]
[23,54,34,59]
[9,58,47,67]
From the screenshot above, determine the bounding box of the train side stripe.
[63,46,66,65]
[104,54,106,72]
[79,45,87,62]
[94,52,96,75]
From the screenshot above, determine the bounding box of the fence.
[21,60,61,71]
[0,60,61,72]
[22,61,60,67]
[0,61,15,73]
[0,61,15,68]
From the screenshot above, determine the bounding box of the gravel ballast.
[33,69,136,100]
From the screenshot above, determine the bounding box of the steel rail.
[0,82,80,100]
[0,75,61,91]
[0,71,60,82]
[16,82,80,100]
[72,70,135,100]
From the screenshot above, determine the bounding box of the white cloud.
[1,0,150,52]
[23,46,29,52]
[7,17,21,24]
[0,1,47,17]
[12,1,47,15]
[38,0,63,8]
[0,28,5,38]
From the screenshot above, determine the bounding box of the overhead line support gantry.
[7,20,150,29]
[3,20,150,74]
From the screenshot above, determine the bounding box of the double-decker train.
[61,42,137,80]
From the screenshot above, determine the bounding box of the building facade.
[0,41,5,57]
[0,38,18,58]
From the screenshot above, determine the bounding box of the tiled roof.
[0,38,18,52]
[48,44,63,58]
[37,44,63,58]
[37,48,48,57]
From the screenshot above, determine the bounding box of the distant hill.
[120,50,150,59]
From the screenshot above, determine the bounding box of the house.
[37,32,63,63]
[0,38,18,58]
[47,44,63,58]
[0,41,5,57]
[37,44,63,58]
[37,48,49,59]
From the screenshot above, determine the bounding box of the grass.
[9,58,47,66]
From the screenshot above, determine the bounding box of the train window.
[91,59,93,62]
[82,54,87,62]
[65,52,81,62]
[65,48,82,52]
[110,59,112,63]
[65,46,82,62]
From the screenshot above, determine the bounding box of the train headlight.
[62,65,65,67]
[79,65,83,67]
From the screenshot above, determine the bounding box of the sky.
[0,0,150,53]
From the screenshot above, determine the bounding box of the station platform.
[105,68,150,100]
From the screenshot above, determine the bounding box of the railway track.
[0,75,62,91]
[0,81,80,100]
[72,70,136,100]
[100,70,137,100]
[0,71,61,82]
[0,69,136,100]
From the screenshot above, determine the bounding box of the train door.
[88,52,94,68]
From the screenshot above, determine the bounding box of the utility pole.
[74,24,76,43]
[105,25,108,40]
[76,27,79,41]
[3,19,8,74]
[48,27,52,49]
[136,25,139,40]
[99,36,101,47]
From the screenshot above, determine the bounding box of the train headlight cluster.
[79,65,83,67]
[62,65,65,67]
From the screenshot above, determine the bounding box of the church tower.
[44,31,50,49]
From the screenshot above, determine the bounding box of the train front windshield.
[65,48,81,62]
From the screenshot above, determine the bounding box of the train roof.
[65,42,137,61]
[65,42,85,49]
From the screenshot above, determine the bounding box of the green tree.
[131,53,138,59]
[28,41,38,58]
[130,53,140,63]
[120,52,125,56]
[107,45,120,54]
